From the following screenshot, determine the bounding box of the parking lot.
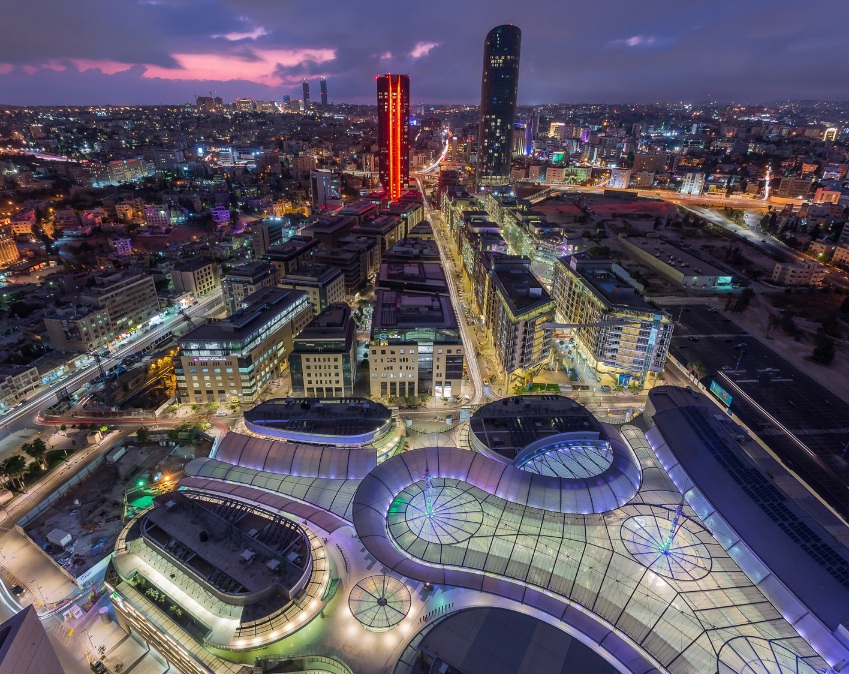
[668,304,849,519]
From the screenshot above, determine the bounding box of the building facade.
[477,25,522,186]
[277,263,346,313]
[221,261,278,315]
[171,260,221,298]
[551,255,673,386]
[370,290,464,399]
[176,287,312,404]
[43,306,113,352]
[377,74,411,202]
[289,303,357,398]
[80,272,159,334]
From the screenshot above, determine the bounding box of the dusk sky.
[2,0,848,106]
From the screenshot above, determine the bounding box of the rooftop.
[262,235,318,261]
[293,303,355,348]
[382,237,440,261]
[378,261,448,294]
[244,397,392,444]
[619,234,728,278]
[178,287,306,343]
[470,394,607,461]
[490,259,553,315]
[277,263,341,285]
[224,261,276,281]
[372,289,458,330]
[559,254,658,311]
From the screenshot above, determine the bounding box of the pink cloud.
[379,51,393,60]
[0,64,13,75]
[409,42,439,59]
[142,48,335,85]
[212,26,270,41]
[69,60,135,75]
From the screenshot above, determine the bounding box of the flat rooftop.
[470,395,606,461]
[490,263,553,315]
[278,263,341,285]
[224,261,276,281]
[293,304,354,348]
[178,287,306,343]
[372,289,458,330]
[262,235,318,260]
[383,237,440,261]
[378,261,447,293]
[619,234,728,277]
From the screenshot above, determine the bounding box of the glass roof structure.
[348,575,412,632]
[174,407,839,674]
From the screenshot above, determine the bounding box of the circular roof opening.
[349,575,411,632]
[621,511,712,581]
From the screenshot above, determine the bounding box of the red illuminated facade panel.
[377,74,410,203]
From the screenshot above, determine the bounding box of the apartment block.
[171,260,221,298]
[43,306,113,352]
[80,272,159,334]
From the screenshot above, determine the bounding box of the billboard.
[709,380,733,407]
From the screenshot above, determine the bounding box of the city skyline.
[1,0,849,106]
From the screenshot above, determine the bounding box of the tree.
[24,438,48,469]
[1,455,28,490]
[686,360,707,380]
[136,427,150,444]
[811,330,836,365]
[204,401,219,415]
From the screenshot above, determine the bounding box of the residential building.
[771,261,825,286]
[609,169,632,189]
[175,286,312,404]
[486,257,554,380]
[171,260,221,297]
[222,261,278,315]
[43,306,113,352]
[0,365,40,410]
[377,74,411,202]
[289,303,357,398]
[370,290,464,398]
[0,227,20,267]
[80,272,159,333]
[263,235,319,277]
[679,172,705,195]
[310,170,343,212]
[477,24,522,186]
[551,255,673,386]
[277,263,345,312]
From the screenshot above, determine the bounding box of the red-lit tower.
[377,74,410,202]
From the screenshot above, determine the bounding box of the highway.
[0,292,223,445]
[414,176,485,405]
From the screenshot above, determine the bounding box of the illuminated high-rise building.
[377,73,410,202]
[477,24,521,187]
[320,76,328,107]
[302,79,310,109]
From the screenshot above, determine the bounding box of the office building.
[221,261,278,315]
[370,290,464,398]
[263,235,319,277]
[776,176,814,199]
[289,303,357,398]
[0,226,20,267]
[486,257,553,379]
[277,263,346,312]
[320,76,328,107]
[43,305,113,353]
[302,79,310,109]
[309,169,343,212]
[477,24,522,187]
[171,260,221,298]
[377,74,411,202]
[313,235,379,293]
[80,272,159,334]
[301,214,356,249]
[551,254,673,386]
[175,286,312,404]
[250,218,289,257]
[351,214,405,253]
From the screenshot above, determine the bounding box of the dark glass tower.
[477,24,521,186]
[320,76,328,107]
[302,79,310,109]
[377,74,410,202]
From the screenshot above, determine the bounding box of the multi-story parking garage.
[107,392,849,674]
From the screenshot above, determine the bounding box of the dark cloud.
[1,0,848,105]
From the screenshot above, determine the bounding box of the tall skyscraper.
[477,24,521,187]
[377,74,410,202]
[302,79,310,109]
[320,76,328,107]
